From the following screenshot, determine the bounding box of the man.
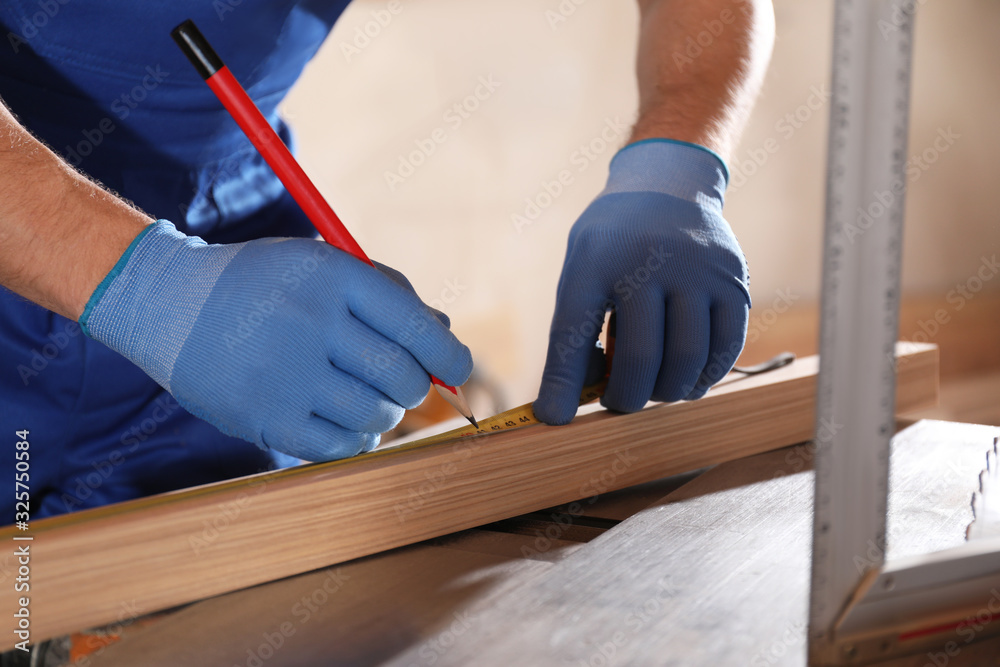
[0,0,773,519]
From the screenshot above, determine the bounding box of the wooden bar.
[0,343,938,648]
[90,419,995,667]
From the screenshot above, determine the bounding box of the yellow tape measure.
[402,379,608,448]
[397,351,794,450]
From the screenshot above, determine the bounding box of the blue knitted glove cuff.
[80,220,243,391]
[600,139,729,210]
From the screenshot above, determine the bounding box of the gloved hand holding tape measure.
[534,139,752,425]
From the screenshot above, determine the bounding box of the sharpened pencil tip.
[433,383,478,428]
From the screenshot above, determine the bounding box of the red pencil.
[171,19,477,429]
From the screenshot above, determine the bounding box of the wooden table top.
[86,419,1000,667]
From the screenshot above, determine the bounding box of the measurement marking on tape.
[399,353,794,451]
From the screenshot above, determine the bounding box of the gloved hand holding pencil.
[81,220,473,461]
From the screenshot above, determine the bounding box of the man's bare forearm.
[630,0,775,162]
[0,102,151,320]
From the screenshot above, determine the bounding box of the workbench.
[73,419,999,666]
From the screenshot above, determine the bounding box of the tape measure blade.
[809,0,914,658]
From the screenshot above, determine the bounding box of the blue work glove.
[534,139,750,425]
[80,221,473,460]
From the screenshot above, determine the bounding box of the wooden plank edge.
[0,343,938,647]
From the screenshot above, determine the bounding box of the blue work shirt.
[0,1,353,519]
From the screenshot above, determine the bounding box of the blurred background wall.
[282,0,1000,421]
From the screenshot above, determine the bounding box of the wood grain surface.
[0,344,938,649]
[88,419,996,667]
[406,420,997,667]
